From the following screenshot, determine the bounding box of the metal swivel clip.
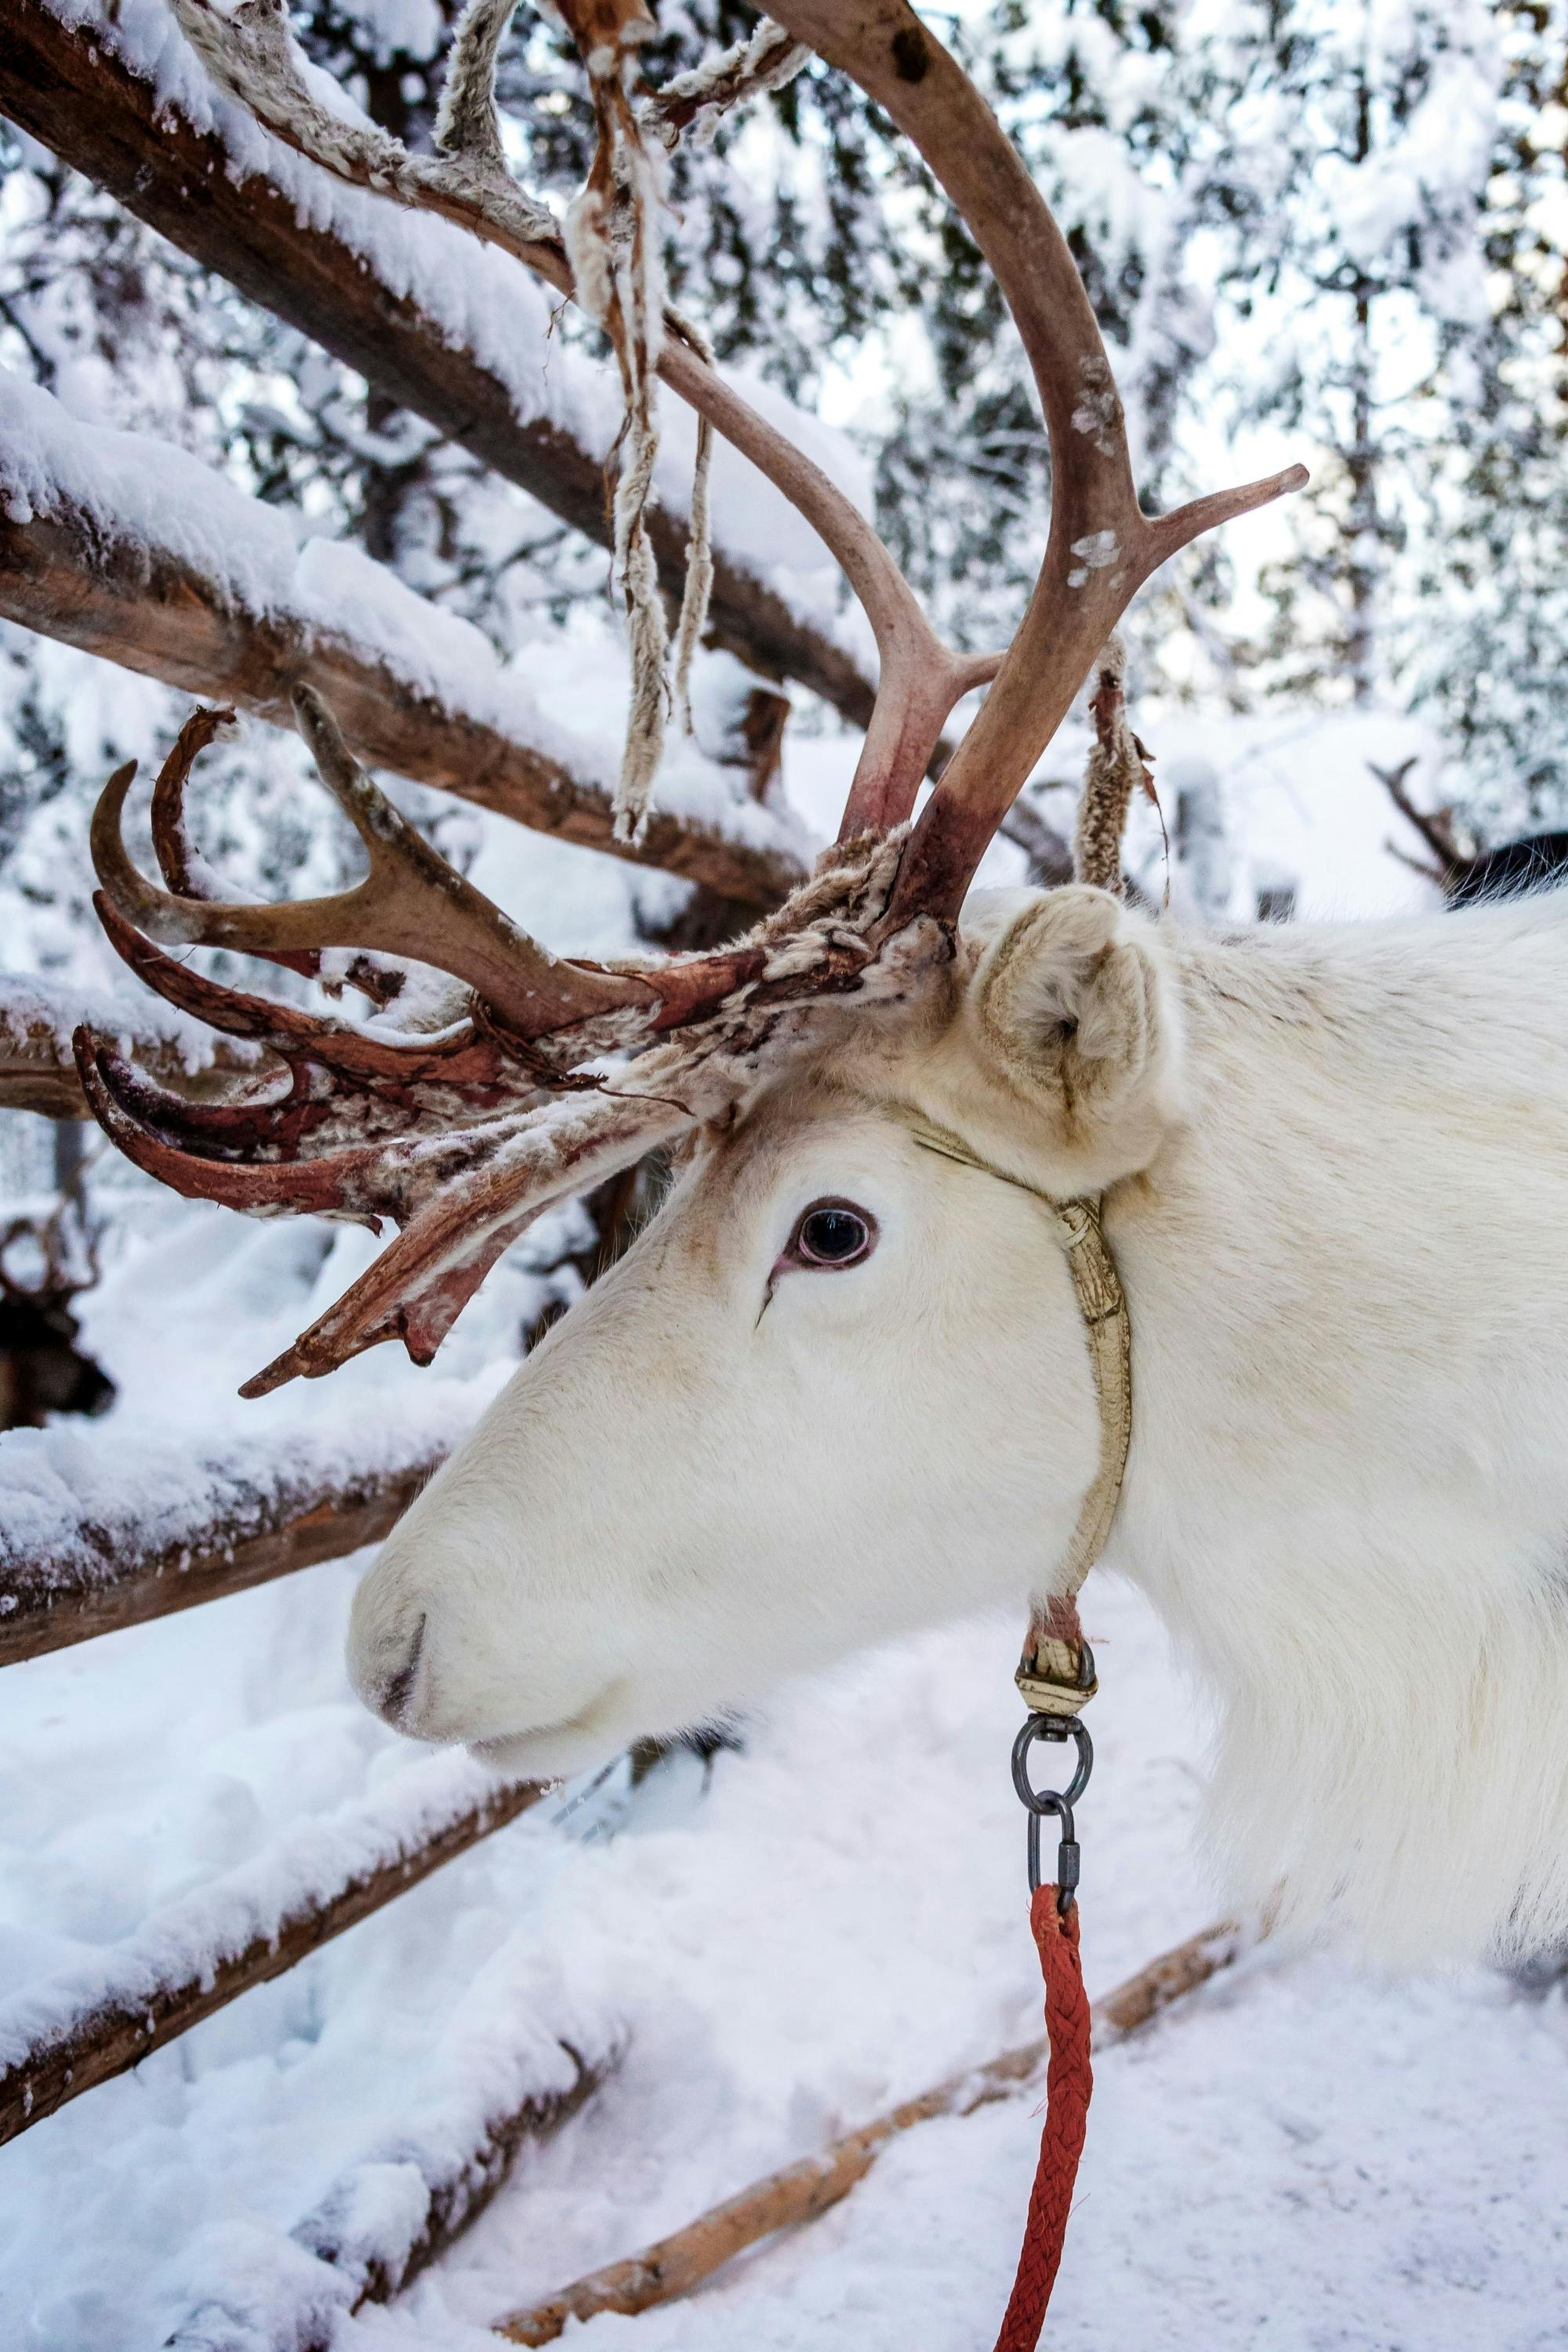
[1011,1646,1095,1914]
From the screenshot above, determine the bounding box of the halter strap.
[902,1116,1131,1716]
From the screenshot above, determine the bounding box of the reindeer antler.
[74,712,928,1389]
[93,690,644,1040]
[77,6,1306,1393]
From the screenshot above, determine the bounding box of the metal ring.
[1011,1713,1094,1814]
[1062,1638,1098,1699]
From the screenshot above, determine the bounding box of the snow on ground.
[5,1466,1568,2348]
[350,1583,1568,2352]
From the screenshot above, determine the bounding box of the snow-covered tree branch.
[0,0,880,734]
[0,372,809,916]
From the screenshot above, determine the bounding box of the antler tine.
[149,703,327,991]
[149,704,236,898]
[91,690,648,1040]
[74,1029,396,1222]
[238,1084,691,1396]
[649,346,1004,835]
[766,1,1306,920]
[80,818,927,1395]
[93,894,521,1101]
[150,703,407,1007]
[290,688,645,1036]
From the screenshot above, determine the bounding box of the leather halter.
[902,1116,1132,1715]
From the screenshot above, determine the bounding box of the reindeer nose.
[365,1611,429,1731]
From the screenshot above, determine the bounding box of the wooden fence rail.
[0,1763,546,2147]
[0,1446,448,1668]
[0,385,808,919]
[0,977,267,1122]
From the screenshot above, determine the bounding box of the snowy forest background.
[4,3,1568,2347]
[9,0,1568,991]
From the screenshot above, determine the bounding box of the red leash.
[991,1884,1093,2350]
[995,1690,1097,2349]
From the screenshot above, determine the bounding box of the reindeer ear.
[967,886,1183,1171]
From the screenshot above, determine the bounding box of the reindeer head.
[75,3,1301,1772]
[345,875,1189,1773]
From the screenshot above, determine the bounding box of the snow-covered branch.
[0,0,880,736]
[0,973,263,1120]
[0,375,811,916]
[0,1417,452,1665]
[166,2045,610,2351]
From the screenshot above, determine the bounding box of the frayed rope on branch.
[176,0,735,847]
[557,2,729,840]
[560,1,668,842]
[1075,633,1165,899]
[671,358,715,740]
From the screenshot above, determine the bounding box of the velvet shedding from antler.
[74,702,939,1393]
[75,2,1307,1395]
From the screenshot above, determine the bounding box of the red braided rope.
[991,1884,1094,2352]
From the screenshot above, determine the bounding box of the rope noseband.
[904,1113,1131,1688]
[907,1113,1133,2349]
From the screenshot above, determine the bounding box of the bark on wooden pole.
[493,1916,1247,2344]
[0,0,878,736]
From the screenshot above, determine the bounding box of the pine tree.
[1185,0,1514,711]
[1397,0,1568,829]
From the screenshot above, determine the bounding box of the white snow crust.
[0,1745,528,2074]
[0,970,258,1078]
[0,1402,455,1597]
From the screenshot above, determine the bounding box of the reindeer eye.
[789,1200,877,1269]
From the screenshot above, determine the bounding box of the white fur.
[349,884,1568,1966]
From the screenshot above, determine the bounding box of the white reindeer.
[338,877,1568,1971]
[74,2,1568,1969]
